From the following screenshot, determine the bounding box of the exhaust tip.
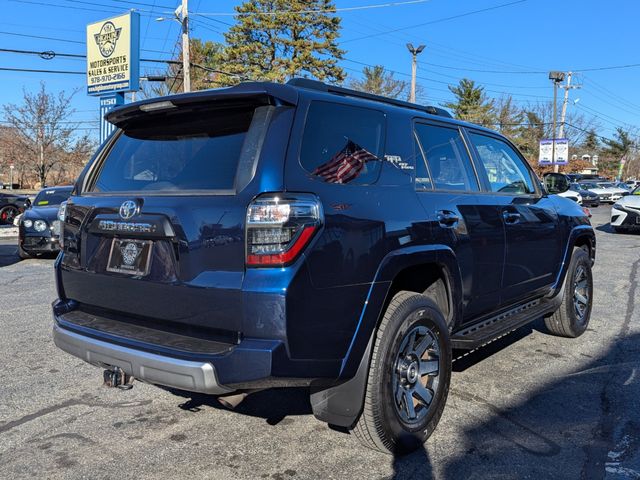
[218,392,249,409]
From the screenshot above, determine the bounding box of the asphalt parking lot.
[0,206,639,480]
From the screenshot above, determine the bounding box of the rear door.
[61,99,291,339]
[413,121,505,323]
[467,130,562,305]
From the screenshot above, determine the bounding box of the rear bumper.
[53,322,233,395]
[52,299,343,391]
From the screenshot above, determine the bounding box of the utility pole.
[406,43,425,103]
[558,72,580,140]
[548,71,565,173]
[181,0,190,93]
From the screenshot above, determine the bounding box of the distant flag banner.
[312,140,378,184]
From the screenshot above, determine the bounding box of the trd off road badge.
[94,21,122,58]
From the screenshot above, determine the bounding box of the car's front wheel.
[18,244,32,259]
[545,247,593,337]
[353,291,451,454]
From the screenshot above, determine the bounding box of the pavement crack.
[0,395,152,435]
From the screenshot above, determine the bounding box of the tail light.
[246,193,322,267]
[57,202,67,248]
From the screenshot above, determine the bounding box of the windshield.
[33,188,71,207]
[580,183,597,190]
[598,182,614,188]
[89,104,271,193]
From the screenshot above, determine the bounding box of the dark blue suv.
[53,79,595,454]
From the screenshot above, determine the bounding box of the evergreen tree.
[350,65,407,99]
[219,0,345,85]
[444,78,495,125]
[495,95,523,139]
[143,39,223,97]
[582,129,599,152]
[602,127,633,158]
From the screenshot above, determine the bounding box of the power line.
[342,0,528,44]
[191,0,431,16]
[0,66,84,74]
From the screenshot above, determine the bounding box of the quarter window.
[470,133,536,195]
[414,123,478,192]
[300,102,385,185]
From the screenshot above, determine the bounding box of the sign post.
[86,12,140,143]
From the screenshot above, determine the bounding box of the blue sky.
[0,0,637,141]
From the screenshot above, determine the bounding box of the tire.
[18,245,31,259]
[544,248,593,338]
[353,291,452,454]
[0,205,19,225]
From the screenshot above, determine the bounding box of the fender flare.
[310,244,461,428]
[548,225,595,298]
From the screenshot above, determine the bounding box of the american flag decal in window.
[312,140,378,184]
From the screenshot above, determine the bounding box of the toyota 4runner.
[53,79,595,454]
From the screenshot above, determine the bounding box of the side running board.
[451,299,556,350]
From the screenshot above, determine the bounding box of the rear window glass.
[300,101,385,185]
[414,123,478,192]
[90,106,258,192]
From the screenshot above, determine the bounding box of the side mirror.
[544,173,570,194]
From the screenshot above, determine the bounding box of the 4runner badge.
[119,200,138,220]
[94,21,122,58]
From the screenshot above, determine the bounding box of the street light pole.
[406,43,425,103]
[549,71,565,173]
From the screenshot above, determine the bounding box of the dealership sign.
[539,138,569,165]
[86,12,140,95]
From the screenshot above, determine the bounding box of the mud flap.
[309,334,373,428]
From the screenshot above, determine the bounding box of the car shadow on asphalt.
[0,243,20,267]
[439,331,640,478]
[595,223,640,235]
[160,327,638,478]
[163,386,313,426]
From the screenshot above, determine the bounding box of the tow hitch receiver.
[103,367,134,390]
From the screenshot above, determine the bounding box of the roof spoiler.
[105,82,299,128]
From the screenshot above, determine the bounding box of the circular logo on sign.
[121,242,139,266]
[94,21,122,58]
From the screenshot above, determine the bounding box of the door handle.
[502,210,521,224]
[437,210,460,228]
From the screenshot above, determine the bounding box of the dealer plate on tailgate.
[107,238,153,276]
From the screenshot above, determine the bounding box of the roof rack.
[287,78,452,118]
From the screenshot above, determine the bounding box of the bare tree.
[2,82,84,187]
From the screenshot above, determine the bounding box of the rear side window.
[89,105,266,193]
[414,123,478,192]
[300,101,385,185]
[470,133,536,195]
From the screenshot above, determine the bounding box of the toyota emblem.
[119,200,138,220]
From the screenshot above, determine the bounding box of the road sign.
[86,12,140,96]
[99,93,125,144]
[539,138,569,165]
